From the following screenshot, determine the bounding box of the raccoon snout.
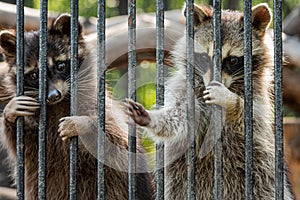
[47,89,62,104]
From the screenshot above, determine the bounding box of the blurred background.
[1,0,300,199]
[0,0,299,18]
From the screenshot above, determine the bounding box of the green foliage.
[25,0,299,19]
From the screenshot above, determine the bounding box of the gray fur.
[126,3,294,199]
[0,14,154,200]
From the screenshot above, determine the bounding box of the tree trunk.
[118,0,127,15]
[283,5,300,37]
[163,0,169,10]
[224,0,239,10]
[283,67,300,114]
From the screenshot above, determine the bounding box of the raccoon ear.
[183,3,212,26]
[0,31,16,61]
[252,3,272,31]
[52,14,83,38]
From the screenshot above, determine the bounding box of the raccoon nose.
[47,89,62,103]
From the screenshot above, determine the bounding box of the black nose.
[47,89,61,103]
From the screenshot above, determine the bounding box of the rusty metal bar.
[97,0,106,199]
[37,0,48,199]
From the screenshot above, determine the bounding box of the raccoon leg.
[1,96,39,154]
[124,99,187,141]
[124,99,151,126]
[3,96,40,123]
[58,116,96,141]
[203,81,238,109]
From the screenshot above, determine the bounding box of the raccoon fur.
[125,3,294,199]
[0,14,153,200]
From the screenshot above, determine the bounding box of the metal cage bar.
[185,0,196,199]
[128,0,137,199]
[16,0,25,199]
[212,0,223,199]
[97,0,106,199]
[243,1,254,199]
[274,0,284,199]
[70,1,79,199]
[11,1,286,199]
[37,0,48,199]
[155,0,165,199]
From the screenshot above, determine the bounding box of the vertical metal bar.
[155,0,164,199]
[38,0,48,199]
[128,0,137,199]
[70,1,79,199]
[97,0,106,199]
[274,1,284,199]
[244,1,253,199]
[185,0,195,199]
[16,0,25,199]
[213,0,223,199]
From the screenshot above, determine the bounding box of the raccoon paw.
[203,81,237,109]
[58,116,92,141]
[123,99,151,126]
[3,96,39,123]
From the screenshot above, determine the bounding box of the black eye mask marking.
[56,62,66,72]
[24,69,39,88]
[222,56,244,75]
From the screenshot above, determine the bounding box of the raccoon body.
[0,15,153,200]
[126,4,294,199]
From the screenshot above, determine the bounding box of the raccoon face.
[187,3,272,96]
[0,14,86,105]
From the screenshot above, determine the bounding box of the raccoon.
[0,14,154,199]
[125,3,294,199]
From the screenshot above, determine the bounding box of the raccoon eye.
[31,72,38,80]
[56,62,66,72]
[229,56,239,67]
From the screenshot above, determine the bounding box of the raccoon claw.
[123,99,151,126]
[203,81,237,109]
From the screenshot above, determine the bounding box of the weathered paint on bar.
[70,1,79,199]
[37,0,48,199]
[128,0,137,199]
[212,0,223,199]
[185,0,196,199]
[243,1,254,199]
[97,0,106,199]
[156,0,165,199]
[274,0,284,199]
[16,0,25,199]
